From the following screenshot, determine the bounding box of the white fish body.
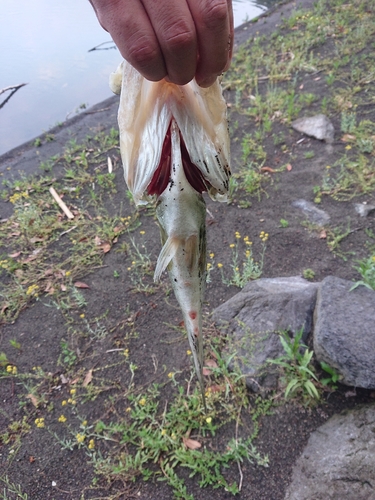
[154,120,207,406]
[110,60,231,407]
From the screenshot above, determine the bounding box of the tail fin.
[154,237,179,282]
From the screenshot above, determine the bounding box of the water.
[0,0,275,156]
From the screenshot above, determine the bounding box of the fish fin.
[154,237,179,282]
[184,235,199,274]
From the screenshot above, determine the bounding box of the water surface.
[0,0,275,156]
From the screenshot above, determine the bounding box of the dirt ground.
[1,0,375,499]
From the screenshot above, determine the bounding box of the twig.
[0,83,27,96]
[84,106,110,115]
[49,187,74,219]
[235,408,243,491]
[88,41,116,52]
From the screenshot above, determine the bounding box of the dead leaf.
[74,281,90,289]
[260,166,276,173]
[101,243,111,253]
[83,369,93,387]
[319,230,327,239]
[183,437,202,450]
[9,251,21,258]
[27,394,39,407]
[209,384,225,393]
[341,134,356,142]
[203,359,218,376]
[94,235,102,246]
[286,163,292,171]
[60,374,68,384]
[107,156,113,173]
[60,284,67,292]
[29,456,36,463]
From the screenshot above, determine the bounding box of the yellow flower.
[243,236,249,241]
[209,252,215,259]
[79,314,85,319]
[207,263,212,270]
[245,250,251,258]
[345,145,352,150]
[186,350,192,355]
[235,233,241,239]
[123,349,129,358]
[26,284,39,296]
[217,263,223,268]
[6,365,13,373]
[229,243,235,248]
[76,433,85,444]
[167,372,174,378]
[88,439,95,449]
[12,366,17,375]
[126,406,132,412]
[65,271,71,277]
[35,418,45,428]
[161,429,167,436]
[139,398,146,406]
[326,165,331,169]
[62,400,67,406]
[70,388,76,395]
[140,230,145,235]
[58,415,67,423]
[206,417,212,424]
[82,420,88,427]
[245,240,253,246]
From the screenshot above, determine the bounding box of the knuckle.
[126,38,160,70]
[162,22,195,51]
[201,0,228,29]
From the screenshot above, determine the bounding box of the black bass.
[110,60,231,408]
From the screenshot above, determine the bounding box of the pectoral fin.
[154,237,179,282]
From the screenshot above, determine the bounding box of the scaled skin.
[89,0,234,87]
[154,120,207,407]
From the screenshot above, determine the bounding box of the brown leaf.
[209,384,225,393]
[74,281,90,289]
[60,284,67,292]
[341,134,356,142]
[183,437,202,450]
[27,394,39,407]
[94,235,101,246]
[9,251,21,258]
[319,230,327,239]
[29,456,36,463]
[101,243,111,253]
[83,369,93,387]
[260,166,276,173]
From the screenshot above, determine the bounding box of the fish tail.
[185,312,207,411]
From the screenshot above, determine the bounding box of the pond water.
[0,0,277,156]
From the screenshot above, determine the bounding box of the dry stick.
[49,187,74,219]
[0,83,27,96]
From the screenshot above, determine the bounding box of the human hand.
[89,0,233,87]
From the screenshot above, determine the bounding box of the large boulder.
[313,276,375,389]
[212,277,319,392]
[285,405,375,500]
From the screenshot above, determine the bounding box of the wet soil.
[1,0,375,499]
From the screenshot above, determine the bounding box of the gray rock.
[212,277,319,392]
[354,202,375,217]
[292,114,335,143]
[292,198,330,226]
[285,405,375,500]
[314,276,375,389]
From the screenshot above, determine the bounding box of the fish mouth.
[147,121,210,196]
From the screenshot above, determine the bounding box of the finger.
[91,0,167,82]
[142,0,198,85]
[188,0,232,87]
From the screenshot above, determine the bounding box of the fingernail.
[197,76,217,88]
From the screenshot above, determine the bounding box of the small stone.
[52,481,57,487]
[292,199,330,226]
[292,114,335,143]
[354,202,375,217]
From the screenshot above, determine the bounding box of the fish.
[110,60,231,408]
[154,119,207,408]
